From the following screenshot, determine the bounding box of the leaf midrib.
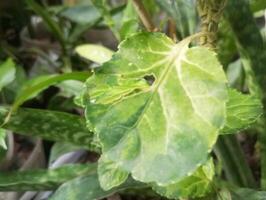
[104,40,190,154]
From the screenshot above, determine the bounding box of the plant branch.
[132,0,157,32]
[197,0,227,49]
[168,18,177,42]
[197,0,257,190]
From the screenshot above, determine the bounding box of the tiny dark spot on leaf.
[144,75,155,86]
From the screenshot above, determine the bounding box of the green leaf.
[10,72,91,114]
[81,32,228,189]
[0,107,98,151]
[0,58,16,91]
[50,174,145,200]
[2,63,27,104]
[68,4,126,43]
[250,0,266,12]
[215,135,257,188]
[231,188,266,200]
[60,5,101,25]
[75,45,114,64]
[91,0,120,40]
[226,59,244,88]
[217,20,238,67]
[0,129,7,150]
[221,89,263,134]
[152,159,215,199]
[49,142,82,165]
[156,0,198,39]
[119,1,139,40]
[57,80,84,97]
[0,164,96,191]
[26,0,65,49]
[225,0,266,189]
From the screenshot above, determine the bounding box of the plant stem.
[132,0,157,32]
[214,135,257,188]
[64,0,76,6]
[197,0,227,49]
[197,0,257,190]
[168,18,177,42]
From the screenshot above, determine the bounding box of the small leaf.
[75,45,114,64]
[156,0,198,39]
[0,129,7,150]
[221,89,263,134]
[91,0,120,40]
[119,1,139,40]
[26,0,65,48]
[0,107,98,151]
[49,142,82,165]
[50,174,145,200]
[226,59,244,88]
[152,159,215,199]
[57,80,84,97]
[82,32,228,189]
[60,5,101,25]
[0,164,96,191]
[10,72,91,113]
[0,58,16,91]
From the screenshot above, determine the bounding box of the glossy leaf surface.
[0,58,16,91]
[81,32,228,189]
[0,164,96,191]
[75,45,114,64]
[0,129,7,150]
[0,107,98,151]
[50,175,145,200]
[10,72,91,113]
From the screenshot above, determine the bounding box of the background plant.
[0,0,265,200]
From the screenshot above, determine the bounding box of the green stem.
[132,0,157,32]
[214,135,257,188]
[197,0,258,190]
[196,0,227,48]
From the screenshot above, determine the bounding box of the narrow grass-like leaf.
[0,58,16,91]
[231,187,266,200]
[81,32,228,189]
[214,135,257,188]
[49,142,82,165]
[0,164,96,191]
[10,72,91,114]
[26,0,65,50]
[0,107,98,151]
[50,175,145,200]
[225,0,266,189]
